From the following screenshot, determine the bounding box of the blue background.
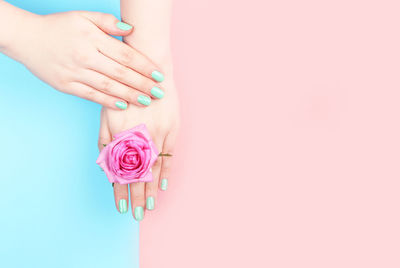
[0,1,139,267]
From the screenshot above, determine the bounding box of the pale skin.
[0,0,166,109]
[99,0,180,221]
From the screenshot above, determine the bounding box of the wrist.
[120,0,173,75]
[0,1,40,59]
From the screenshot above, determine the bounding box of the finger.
[145,138,164,211]
[114,183,129,214]
[98,111,130,214]
[98,108,112,151]
[159,129,179,191]
[96,35,165,82]
[87,54,165,100]
[77,69,152,107]
[80,11,133,36]
[67,82,128,110]
[98,110,129,214]
[130,182,145,221]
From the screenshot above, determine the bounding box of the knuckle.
[152,125,163,135]
[116,86,134,103]
[152,158,162,168]
[80,28,96,40]
[74,51,89,65]
[52,70,68,86]
[59,81,81,95]
[132,192,144,201]
[140,78,155,92]
[154,122,170,134]
[134,76,153,93]
[127,93,138,104]
[70,12,92,31]
[146,185,158,194]
[100,78,112,93]
[72,13,100,39]
[98,136,109,146]
[73,50,96,67]
[161,160,171,170]
[97,142,105,150]
[120,48,136,65]
[162,123,172,133]
[113,65,128,80]
[97,140,103,149]
[85,90,96,100]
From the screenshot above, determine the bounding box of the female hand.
[98,77,180,220]
[96,0,177,220]
[0,3,165,109]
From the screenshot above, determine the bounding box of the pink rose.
[96,124,158,184]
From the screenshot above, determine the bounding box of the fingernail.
[115,101,127,110]
[160,178,168,191]
[119,199,128,214]
[146,196,155,210]
[151,70,165,82]
[134,206,144,221]
[137,95,151,106]
[116,21,132,31]
[150,86,165,99]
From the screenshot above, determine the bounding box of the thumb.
[81,11,133,36]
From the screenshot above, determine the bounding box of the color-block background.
[143,0,400,267]
[1,0,400,267]
[0,1,139,267]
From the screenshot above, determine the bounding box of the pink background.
[141,0,400,267]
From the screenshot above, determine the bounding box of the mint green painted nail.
[146,197,155,211]
[160,178,168,191]
[151,71,164,82]
[137,95,151,106]
[115,101,127,110]
[134,206,144,221]
[150,86,165,99]
[119,199,127,214]
[116,21,132,31]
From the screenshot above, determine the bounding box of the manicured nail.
[137,95,151,106]
[150,86,165,99]
[119,199,128,214]
[116,21,132,31]
[115,101,127,110]
[146,196,155,210]
[134,206,144,221]
[160,178,168,191]
[151,70,165,82]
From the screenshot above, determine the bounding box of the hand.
[98,77,180,220]
[2,10,165,109]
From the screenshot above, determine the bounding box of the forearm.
[0,1,37,55]
[120,0,173,75]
